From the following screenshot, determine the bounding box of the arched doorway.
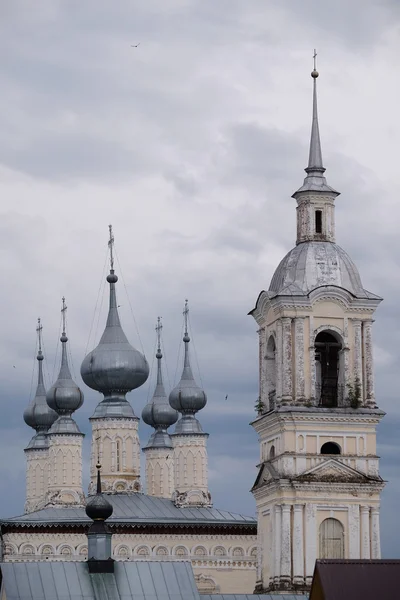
[266,335,276,410]
[319,518,344,559]
[315,331,342,407]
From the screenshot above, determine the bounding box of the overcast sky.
[1,0,400,557]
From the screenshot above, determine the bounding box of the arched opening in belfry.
[319,518,344,559]
[320,441,341,455]
[266,335,276,410]
[315,331,343,407]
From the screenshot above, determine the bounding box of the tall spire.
[169,300,207,434]
[142,317,178,448]
[293,50,339,197]
[46,298,84,433]
[81,225,149,418]
[24,318,57,447]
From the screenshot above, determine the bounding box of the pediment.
[252,462,278,490]
[296,459,371,484]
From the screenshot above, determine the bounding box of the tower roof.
[81,226,149,419]
[293,50,339,197]
[142,317,178,449]
[47,298,84,434]
[169,301,207,435]
[86,464,113,522]
[24,319,57,449]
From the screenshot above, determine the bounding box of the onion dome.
[86,463,113,522]
[24,319,58,449]
[47,298,84,434]
[169,301,207,434]
[80,226,149,419]
[142,318,178,449]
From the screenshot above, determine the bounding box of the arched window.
[266,335,276,410]
[319,518,344,559]
[315,331,343,407]
[269,445,275,460]
[116,440,121,471]
[321,442,341,455]
[315,210,322,234]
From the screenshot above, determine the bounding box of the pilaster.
[352,319,363,395]
[360,505,371,559]
[370,507,381,558]
[363,320,376,406]
[293,504,305,585]
[280,504,291,585]
[273,504,281,586]
[294,318,305,402]
[281,318,292,402]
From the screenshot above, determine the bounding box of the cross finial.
[36,317,43,352]
[155,316,163,353]
[108,224,115,271]
[183,299,189,337]
[61,296,67,336]
[313,49,317,71]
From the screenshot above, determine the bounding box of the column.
[363,320,375,406]
[281,318,292,402]
[280,504,292,585]
[305,503,317,587]
[309,316,316,403]
[348,504,360,558]
[295,318,305,402]
[273,504,282,586]
[360,506,371,559]
[293,504,305,585]
[371,507,381,559]
[276,321,283,403]
[353,320,363,397]
[258,328,265,406]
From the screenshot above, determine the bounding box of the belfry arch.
[265,335,276,410]
[314,330,343,408]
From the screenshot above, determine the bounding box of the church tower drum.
[249,55,385,593]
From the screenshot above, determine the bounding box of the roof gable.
[296,458,375,484]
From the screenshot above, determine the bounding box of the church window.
[315,331,343,407]
[321,441,341,455]
[269,445,275,460]
[319,518,344,559]
[116,440,121,471]
[315,210,322,233]
[266,335,276,410]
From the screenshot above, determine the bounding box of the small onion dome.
[169,332,207,414]
[81,271,149,398]
[142,347,178,430]
[24,348,57,432]
[86,464,113,522]
[46,334,84,415]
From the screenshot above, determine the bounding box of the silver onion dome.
[169,301,207,435]
[47,298,84,435]
[24,319,58,449]
[81,227,149,419]
[142,318,178,449]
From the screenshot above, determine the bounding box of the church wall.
[144,448,174,498]
[2,531,257,594]
[25,449,48,513]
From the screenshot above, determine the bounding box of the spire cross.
[313,48,317,71]
[61,297,67,336]
[108,224,115,271]
[155,316,162,353]
[36,317,43,352]
[183,299,189,337]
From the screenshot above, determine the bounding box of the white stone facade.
[144,448,174,498]
[24,448,49,513]
[2,531,258,594]
[45,433,85,507]
[89,417,141,494]
[172,434,211,507]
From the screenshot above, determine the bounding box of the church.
[0,60,385,596]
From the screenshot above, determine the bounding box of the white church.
[0,62,385,596]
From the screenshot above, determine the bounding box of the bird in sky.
[131,43,140,48]
[225,394,228,401]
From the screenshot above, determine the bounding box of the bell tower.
[249,54,385,593]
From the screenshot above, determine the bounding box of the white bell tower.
[249,54,385,593]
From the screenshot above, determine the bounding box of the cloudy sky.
[1,0,400,556]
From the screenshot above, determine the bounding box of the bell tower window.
[315,331,343,407]
[315,210,322,234]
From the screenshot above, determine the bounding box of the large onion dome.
[169,301,207,434]
[86,464,113,522]
[142,318,178,449]
[81,227,149,419]
[46,298,84,434]
[24,319,57,449]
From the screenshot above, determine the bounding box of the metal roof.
[0,560,200,600]
[201,594,308,600]
[1,493,256,528]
